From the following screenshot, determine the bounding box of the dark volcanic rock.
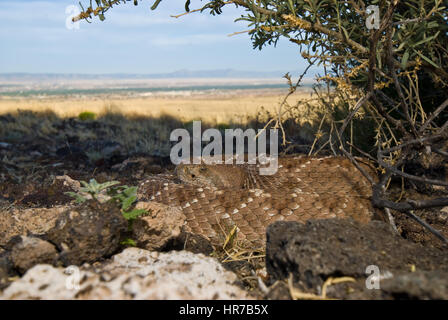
[8,236,58,274]
[265,281,291,300]
[0,251,13,289]
[45,200,127,266]
[266,219,448,299]
[382,271,448,300]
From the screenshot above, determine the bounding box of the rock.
[0,206,66,246]
[8,236,58,274]
[44,175,81,206]
[0,248,251,300]
[131,202,213,254]
[53,175,81,193]
[265,281,291,300]
[0,180,36,203]
[1,265,75,299]
[0,258,8,279]
[45,200,127,266]
[381,271,448,300]
[0,252,13,289]
[266,219,448,299]
[131,202,186,251]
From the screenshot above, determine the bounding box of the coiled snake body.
[138,156,378,246]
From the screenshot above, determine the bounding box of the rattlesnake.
[138,156,380,246]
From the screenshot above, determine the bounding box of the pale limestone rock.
[1,248,251,300]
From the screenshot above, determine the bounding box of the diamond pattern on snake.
[138,156,379,246]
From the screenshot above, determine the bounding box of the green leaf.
[80,180,90,188]
[89,178,99,187]
[65,192,87,204]
[401,50,410,69]
[120,238,137,247]
[427,21,438,29]
[122,209,147,221]
[287,0,296,16]
[122,195,137,211]
[123,186,137,197]
[396,40,407,52]
[97,180,120,192]
[412,31,440,47]
[413,49,440,68]
[376,50,382,69]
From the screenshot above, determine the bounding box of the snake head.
[175,164,248,189]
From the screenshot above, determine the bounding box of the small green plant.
[120,238,137,247]
[65,179,147,221]
[66,178,120,203]
[107,185,147,221]
[66,179,148,247]
[65,191,88,204]
[78,111,96,121]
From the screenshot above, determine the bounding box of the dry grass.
[0,90,323,157]
[0,91,314,125]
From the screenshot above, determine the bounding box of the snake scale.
[137,156,379,246]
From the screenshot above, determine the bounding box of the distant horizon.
[0,69,318,84]
[0,69,316,78]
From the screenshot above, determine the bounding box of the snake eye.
[199,167,207,173]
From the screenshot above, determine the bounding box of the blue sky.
[0,0,317,75]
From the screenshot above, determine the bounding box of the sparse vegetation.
[120,238,137,247]
[78,111,97,121]
[66,179,147,223]
[66,178,120,203]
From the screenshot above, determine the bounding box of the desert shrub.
[78,111,97,121]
